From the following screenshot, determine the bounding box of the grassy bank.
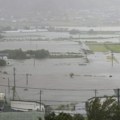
[86,42,120,52]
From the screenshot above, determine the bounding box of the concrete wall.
[0,111,45,120]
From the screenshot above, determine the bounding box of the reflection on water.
[0,41,80,52]
[0,30,120,104]
[0,53,120,104]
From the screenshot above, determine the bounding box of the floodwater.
[0,41,80,52]
[0,30,120,105]
[3,30,120,42]
[0,37,119,52]
[0,52,120,105]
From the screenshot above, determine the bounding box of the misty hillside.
[0,0,120,17]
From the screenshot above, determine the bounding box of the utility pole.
[33,55,35,66]
[118,88,120,106]
[40,90,42,111]
[5,89,7,102]
[94,89,97,120]
[34,58,35,66]
[8,78,10,100]
[25,73,31,90]
[94,89,97,98]
[26,73,29,87]
[111,51,114,67]
[13,67,16,100]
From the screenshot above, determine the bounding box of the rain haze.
[0,0,120,119]
[0,0,120,26]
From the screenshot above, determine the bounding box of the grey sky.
[0,0,120,17]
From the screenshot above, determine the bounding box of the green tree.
[73,114,85,120]
[9,49,26,59]
[38,117,42,120]
[56,113,73,120]
[110,103,120,120]
[0,59,6,66]
[56,105,66,110]
[45,112,56,120]
[34,49,49,59]
[86,97,118,120]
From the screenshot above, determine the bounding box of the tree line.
[45,112,84,120]
[0,49,50,59]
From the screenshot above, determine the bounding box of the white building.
[11,100,45,112]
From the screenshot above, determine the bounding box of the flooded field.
[0,52,120,105]
[0,30,120,105]
[0,41,80,52]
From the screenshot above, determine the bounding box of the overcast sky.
[0,0,120,17]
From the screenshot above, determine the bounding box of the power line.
[0,84,114,91]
